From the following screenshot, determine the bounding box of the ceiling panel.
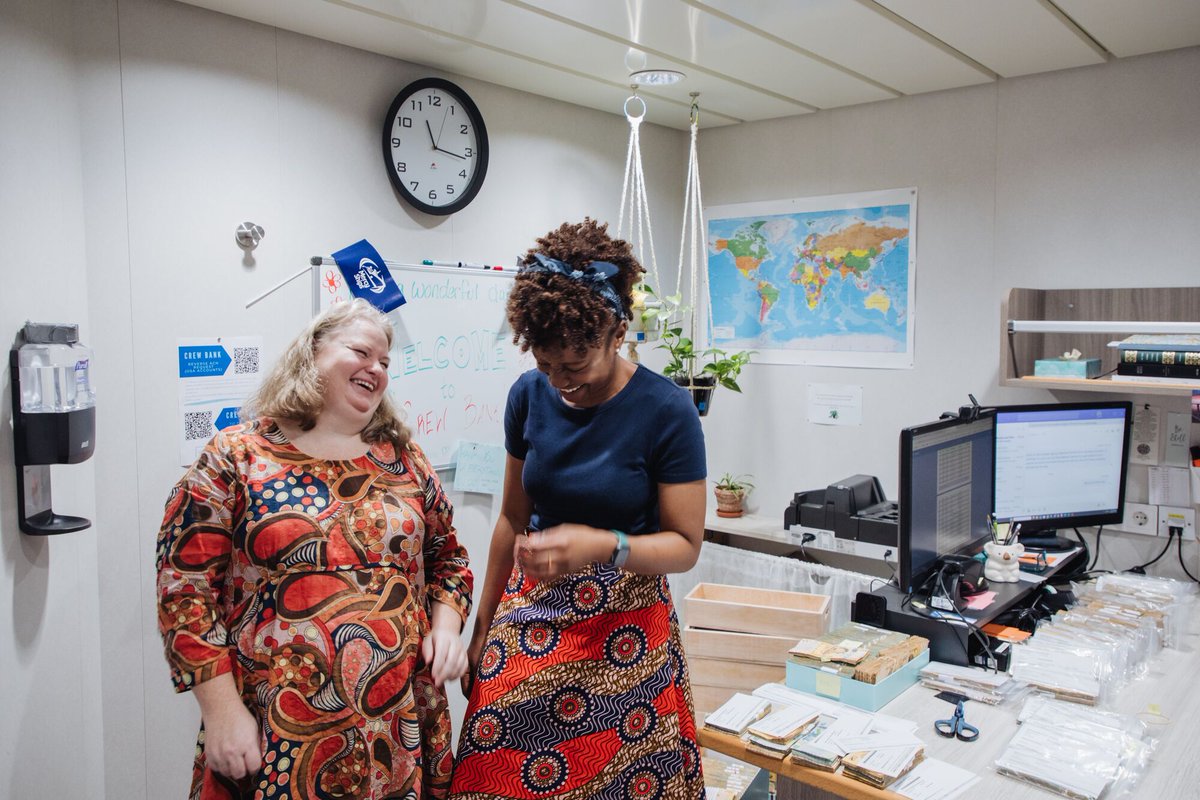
[695,0,994,96]
[173,0,1200,129]
[874,0,1106,77]
[1057,0,1200,58]
[512,0,896,109]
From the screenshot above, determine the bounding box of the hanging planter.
[673,374,716,416]
[627,288,664,344]
[657,94,753,414]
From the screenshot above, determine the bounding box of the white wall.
[0,1,106,798]
[65,0,686,798]
[697,46,1200,580]
[3,0,1199,796]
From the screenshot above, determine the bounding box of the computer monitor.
[992,401,1132,549]
[898,412,996,593]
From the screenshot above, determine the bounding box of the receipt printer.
[784,474,898,546]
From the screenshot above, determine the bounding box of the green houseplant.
[658,323,754,416]
[713,472,754,518]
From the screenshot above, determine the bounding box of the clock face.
[382,78,489,215]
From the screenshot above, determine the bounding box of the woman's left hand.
[517,524,608,582]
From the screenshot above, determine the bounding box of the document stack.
[743,703,821,758]
[841,743,925,789]
[994,695,1153,799]
[704,693,772,736]
[1109,333,1200,385]
[919,661,1023,705]
[787,705,873,772]
[789,622,928,684]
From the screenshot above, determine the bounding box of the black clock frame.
[381,77,489,216]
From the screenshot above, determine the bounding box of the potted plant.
[713,472,754,518]
[658,324,753,416]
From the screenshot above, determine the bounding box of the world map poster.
[706,188,916,368]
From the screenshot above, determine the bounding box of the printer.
[784,474,898,547]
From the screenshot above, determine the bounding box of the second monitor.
[992,401,1133,550]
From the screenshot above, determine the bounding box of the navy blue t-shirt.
[504,364,706,535]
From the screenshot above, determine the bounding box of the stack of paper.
[787,705,874,772]
[744,704,821,758]
[841,743,924,789]
[704,693,772,735]
[919,661,1023,705]
[994,696,1153,799]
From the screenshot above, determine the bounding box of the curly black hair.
[507,218,644,353]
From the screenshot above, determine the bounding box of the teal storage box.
[785,650,929,711]
[1033,358,1101,378]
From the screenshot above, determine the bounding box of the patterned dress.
[450,366,706,800]
[156,419,473,800]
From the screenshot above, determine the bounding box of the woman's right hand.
[202,701,263,780]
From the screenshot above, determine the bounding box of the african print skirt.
[449,562,704,799]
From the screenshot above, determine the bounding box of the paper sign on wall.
[178,336,263,466]
[453,441,504,494]
[807,384,863,426]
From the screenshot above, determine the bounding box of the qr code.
[232,347,260,375]
[183,411,212,440]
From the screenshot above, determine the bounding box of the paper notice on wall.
[807,384,863,426]
[1164,411,1191,467]
[178,336,263,466]
[1149,466,1190,507]
[1129,404,1161,465]
[453,441,504,494]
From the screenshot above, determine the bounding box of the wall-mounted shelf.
[1001,287,1200,397]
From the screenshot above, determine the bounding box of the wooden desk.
[700,616,1200,799]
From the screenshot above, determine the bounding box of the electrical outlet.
[1116,503,1158,536]
[1157,507,1196,541]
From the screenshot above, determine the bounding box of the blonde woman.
[156,299,473,799]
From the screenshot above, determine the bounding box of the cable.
[868,549,899,592]
[1089,526,1105,571]
[1173,527,1200,583]
[1127,529,1174,574]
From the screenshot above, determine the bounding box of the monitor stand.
[1018,532,1074,552]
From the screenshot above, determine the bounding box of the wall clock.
[381,77,489,215]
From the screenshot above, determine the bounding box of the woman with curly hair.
[449,219,707,799]
[156,299,473,799]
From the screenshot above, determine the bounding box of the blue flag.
[331,239,406,313]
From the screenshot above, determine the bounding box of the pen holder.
[983,542,1024,583]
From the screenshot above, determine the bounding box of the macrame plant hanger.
[676,93,716,412]
[616,87,662,362]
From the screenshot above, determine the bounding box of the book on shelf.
[1109,373,1200,386]
[1109,333,1200,352]
[1117,362,1200,380]
[1119,349,1200,366]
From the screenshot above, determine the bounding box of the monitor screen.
[992,401,1132,534]
[898,413,996,593]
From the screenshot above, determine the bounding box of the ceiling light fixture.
[629,69,685,86]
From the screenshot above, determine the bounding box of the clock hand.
[433,146,467,160]
[425,119,437,149]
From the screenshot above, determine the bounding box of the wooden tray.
[684,582,830,639]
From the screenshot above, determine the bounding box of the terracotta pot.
[713,486,745,518]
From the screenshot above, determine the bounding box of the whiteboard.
[316,259,532,468]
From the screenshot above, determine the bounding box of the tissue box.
[1034,358,1101,378]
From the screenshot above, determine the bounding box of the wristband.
[608,529,630,568]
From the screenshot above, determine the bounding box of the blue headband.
[519,252,626,319]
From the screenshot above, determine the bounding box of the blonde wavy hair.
[246,298,410,448]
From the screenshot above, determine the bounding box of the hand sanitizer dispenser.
[10,321,96,534]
